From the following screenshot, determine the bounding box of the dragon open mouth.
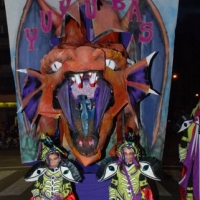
[56,70,113,156]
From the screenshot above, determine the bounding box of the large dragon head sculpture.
[18,0,157,166]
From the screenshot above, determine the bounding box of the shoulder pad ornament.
[24,162,46,182]
[96,157,118,182]
[139,161,160,181]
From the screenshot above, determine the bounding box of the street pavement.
[0,132,182,200]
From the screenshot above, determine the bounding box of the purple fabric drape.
[76,173,110,199]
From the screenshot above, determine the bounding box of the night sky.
[169,0,200,116]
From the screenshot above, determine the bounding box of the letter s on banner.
[139,22,153,43]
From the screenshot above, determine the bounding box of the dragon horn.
[60,15,89,45]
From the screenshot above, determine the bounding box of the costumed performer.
[177,99,200,200]
[97,140,160,200]
[24,133,82,200]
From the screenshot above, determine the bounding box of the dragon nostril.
[96,54,104,61]
[66,56,73,60]
[92,49,105,61]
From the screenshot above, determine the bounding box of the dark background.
[169,0,200,120]
[0,0,200,122]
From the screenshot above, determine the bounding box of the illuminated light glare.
[172,74,178,79]
[195,93,199,97]
[0,102,17,108]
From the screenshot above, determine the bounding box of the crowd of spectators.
[0,124,19,149]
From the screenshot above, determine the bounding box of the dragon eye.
[51,61,62,72]
[106,59,116,70]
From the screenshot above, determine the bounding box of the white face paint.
[123,147,134,164]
